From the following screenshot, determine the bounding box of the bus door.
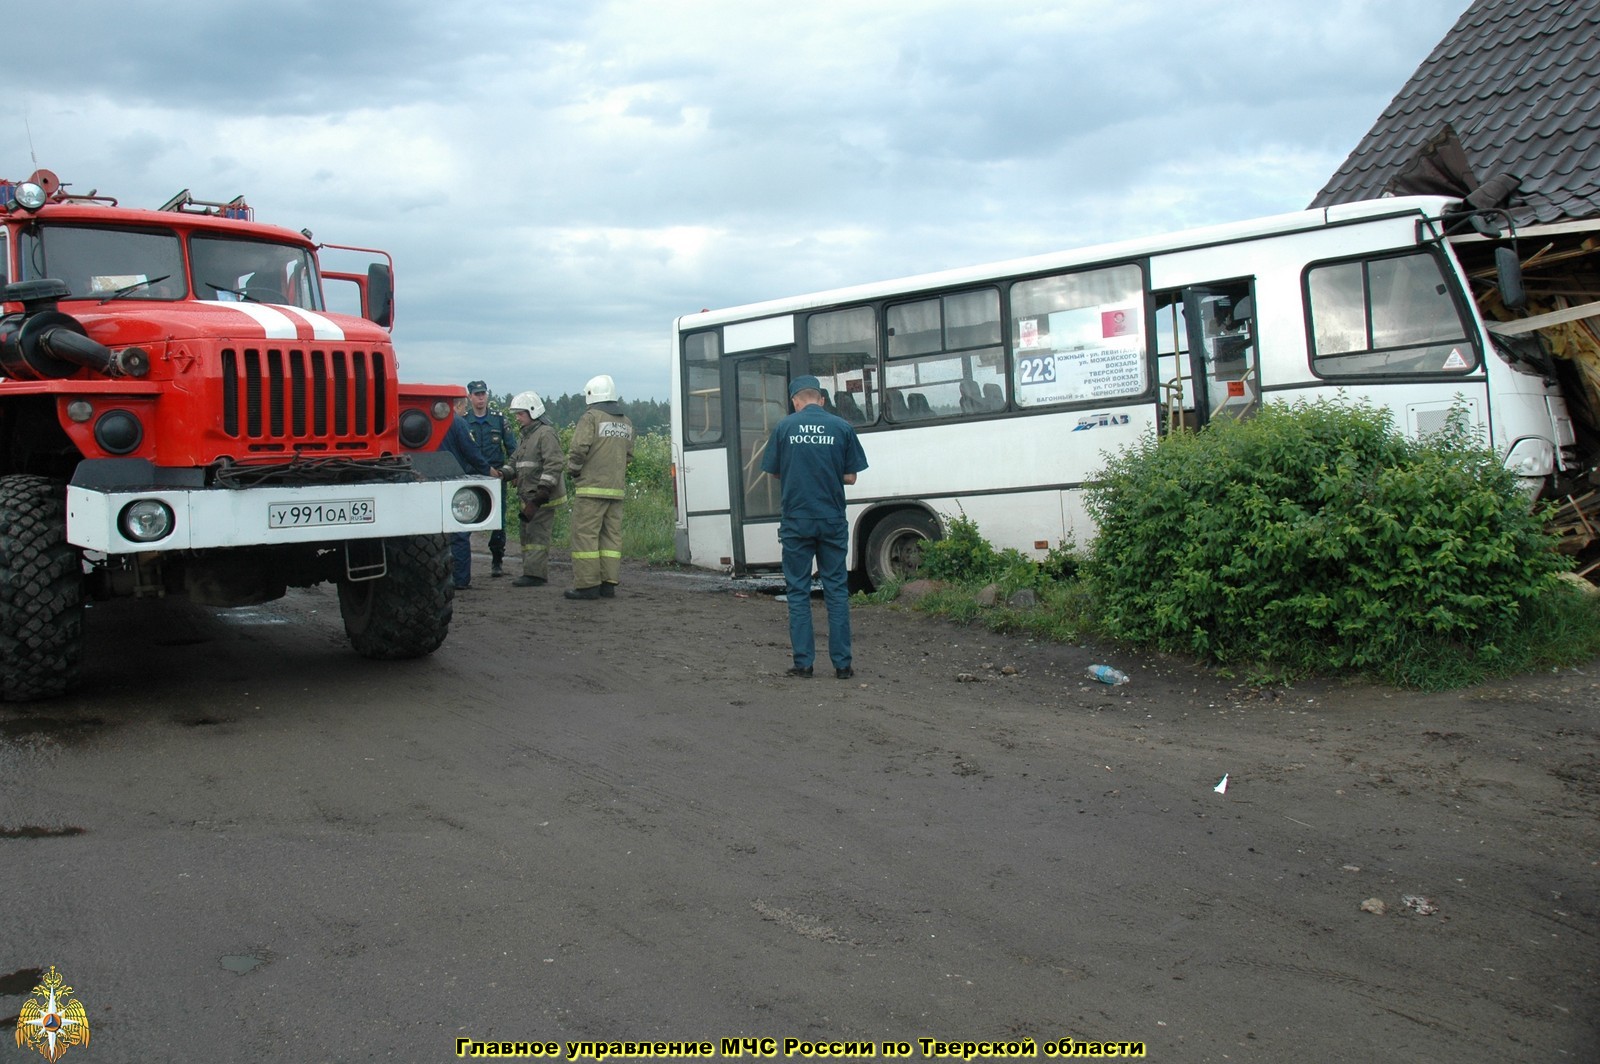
[726,350,791,572]
[1185,283,1259,425]
[1154,281,1259,431]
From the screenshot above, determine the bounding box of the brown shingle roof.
[1310,0,1600,224]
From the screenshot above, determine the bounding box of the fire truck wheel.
[337,534,454,660]
[0,474,86,701]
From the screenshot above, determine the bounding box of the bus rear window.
[1307,252,1477,376]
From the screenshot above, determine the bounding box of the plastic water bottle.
[1085,664,1129,685]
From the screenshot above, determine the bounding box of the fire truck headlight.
[118,499,174,543]
[451,486,490,524]
[13,181,48,210]
[94,409,144,454]
[398,408,433,449]
[432,399,453,420]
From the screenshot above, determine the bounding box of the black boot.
[491,557,505,577]
[564,586,601,600]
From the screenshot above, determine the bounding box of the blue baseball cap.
[788,375,821,397]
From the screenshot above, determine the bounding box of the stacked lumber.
[1550,491,1600,579]
[1477,237,1600,429]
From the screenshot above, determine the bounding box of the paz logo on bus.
[1073,412,1131,431]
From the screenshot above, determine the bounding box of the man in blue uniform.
[462,380,515,577]
[438,398,491,589]
[761,375,869,679]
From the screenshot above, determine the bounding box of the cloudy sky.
[4,0,1469,402]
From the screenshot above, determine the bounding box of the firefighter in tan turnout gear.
[564,374,634,600]
[504,391,567,587]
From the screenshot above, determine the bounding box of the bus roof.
[675,195,1459,330]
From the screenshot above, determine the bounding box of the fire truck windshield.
[18,224,323,310]
[190,234,321,310]
[21,223,188,300]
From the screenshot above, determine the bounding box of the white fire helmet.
[509,390,546,419]
[584,374,618,404]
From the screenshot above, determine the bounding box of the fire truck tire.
[863,509,940,590]
[337,534,454,660]
[0,474,85,701]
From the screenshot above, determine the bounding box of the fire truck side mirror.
[367,263,394,328]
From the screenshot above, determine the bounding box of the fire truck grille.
[221,347,391,446]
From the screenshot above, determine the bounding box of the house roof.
[1310,0,1600,224]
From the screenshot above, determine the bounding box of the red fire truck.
[0,169,499,700]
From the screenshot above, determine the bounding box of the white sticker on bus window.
[1059,345,1145,398]
[1443,348,1469,370]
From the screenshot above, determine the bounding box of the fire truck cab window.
[20,224,186,300]
[190,236,321,310]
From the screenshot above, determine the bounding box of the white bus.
[670,196,1593,587]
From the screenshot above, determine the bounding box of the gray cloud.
[2,0,1468,401]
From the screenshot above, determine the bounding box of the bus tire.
[338,534,454,660]
[0,474,85,701]
[864,510,940,589]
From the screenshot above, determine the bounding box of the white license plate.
[268,499,377,528]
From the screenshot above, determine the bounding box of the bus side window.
[1307,252,1475,377]
[682,331,723,444]
[836,391,865,424]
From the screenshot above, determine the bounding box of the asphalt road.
[2,558,1596,1062]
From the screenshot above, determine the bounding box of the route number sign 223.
[1018,354,1057,385]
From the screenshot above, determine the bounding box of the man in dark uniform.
[761,375,869,679]
[438,397,491,589]
[463,380,515,577]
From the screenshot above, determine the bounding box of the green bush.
[920,514,1046,594]
[1084,398,1567,684]
[626,430,672,497]
[919,514,1002,582]
[1039,542,1082,582]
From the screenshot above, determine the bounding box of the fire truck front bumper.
[66,472,501,555]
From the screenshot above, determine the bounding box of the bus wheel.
[338,535,453,660]
[864,510,939,589]
[0,474,85,701]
